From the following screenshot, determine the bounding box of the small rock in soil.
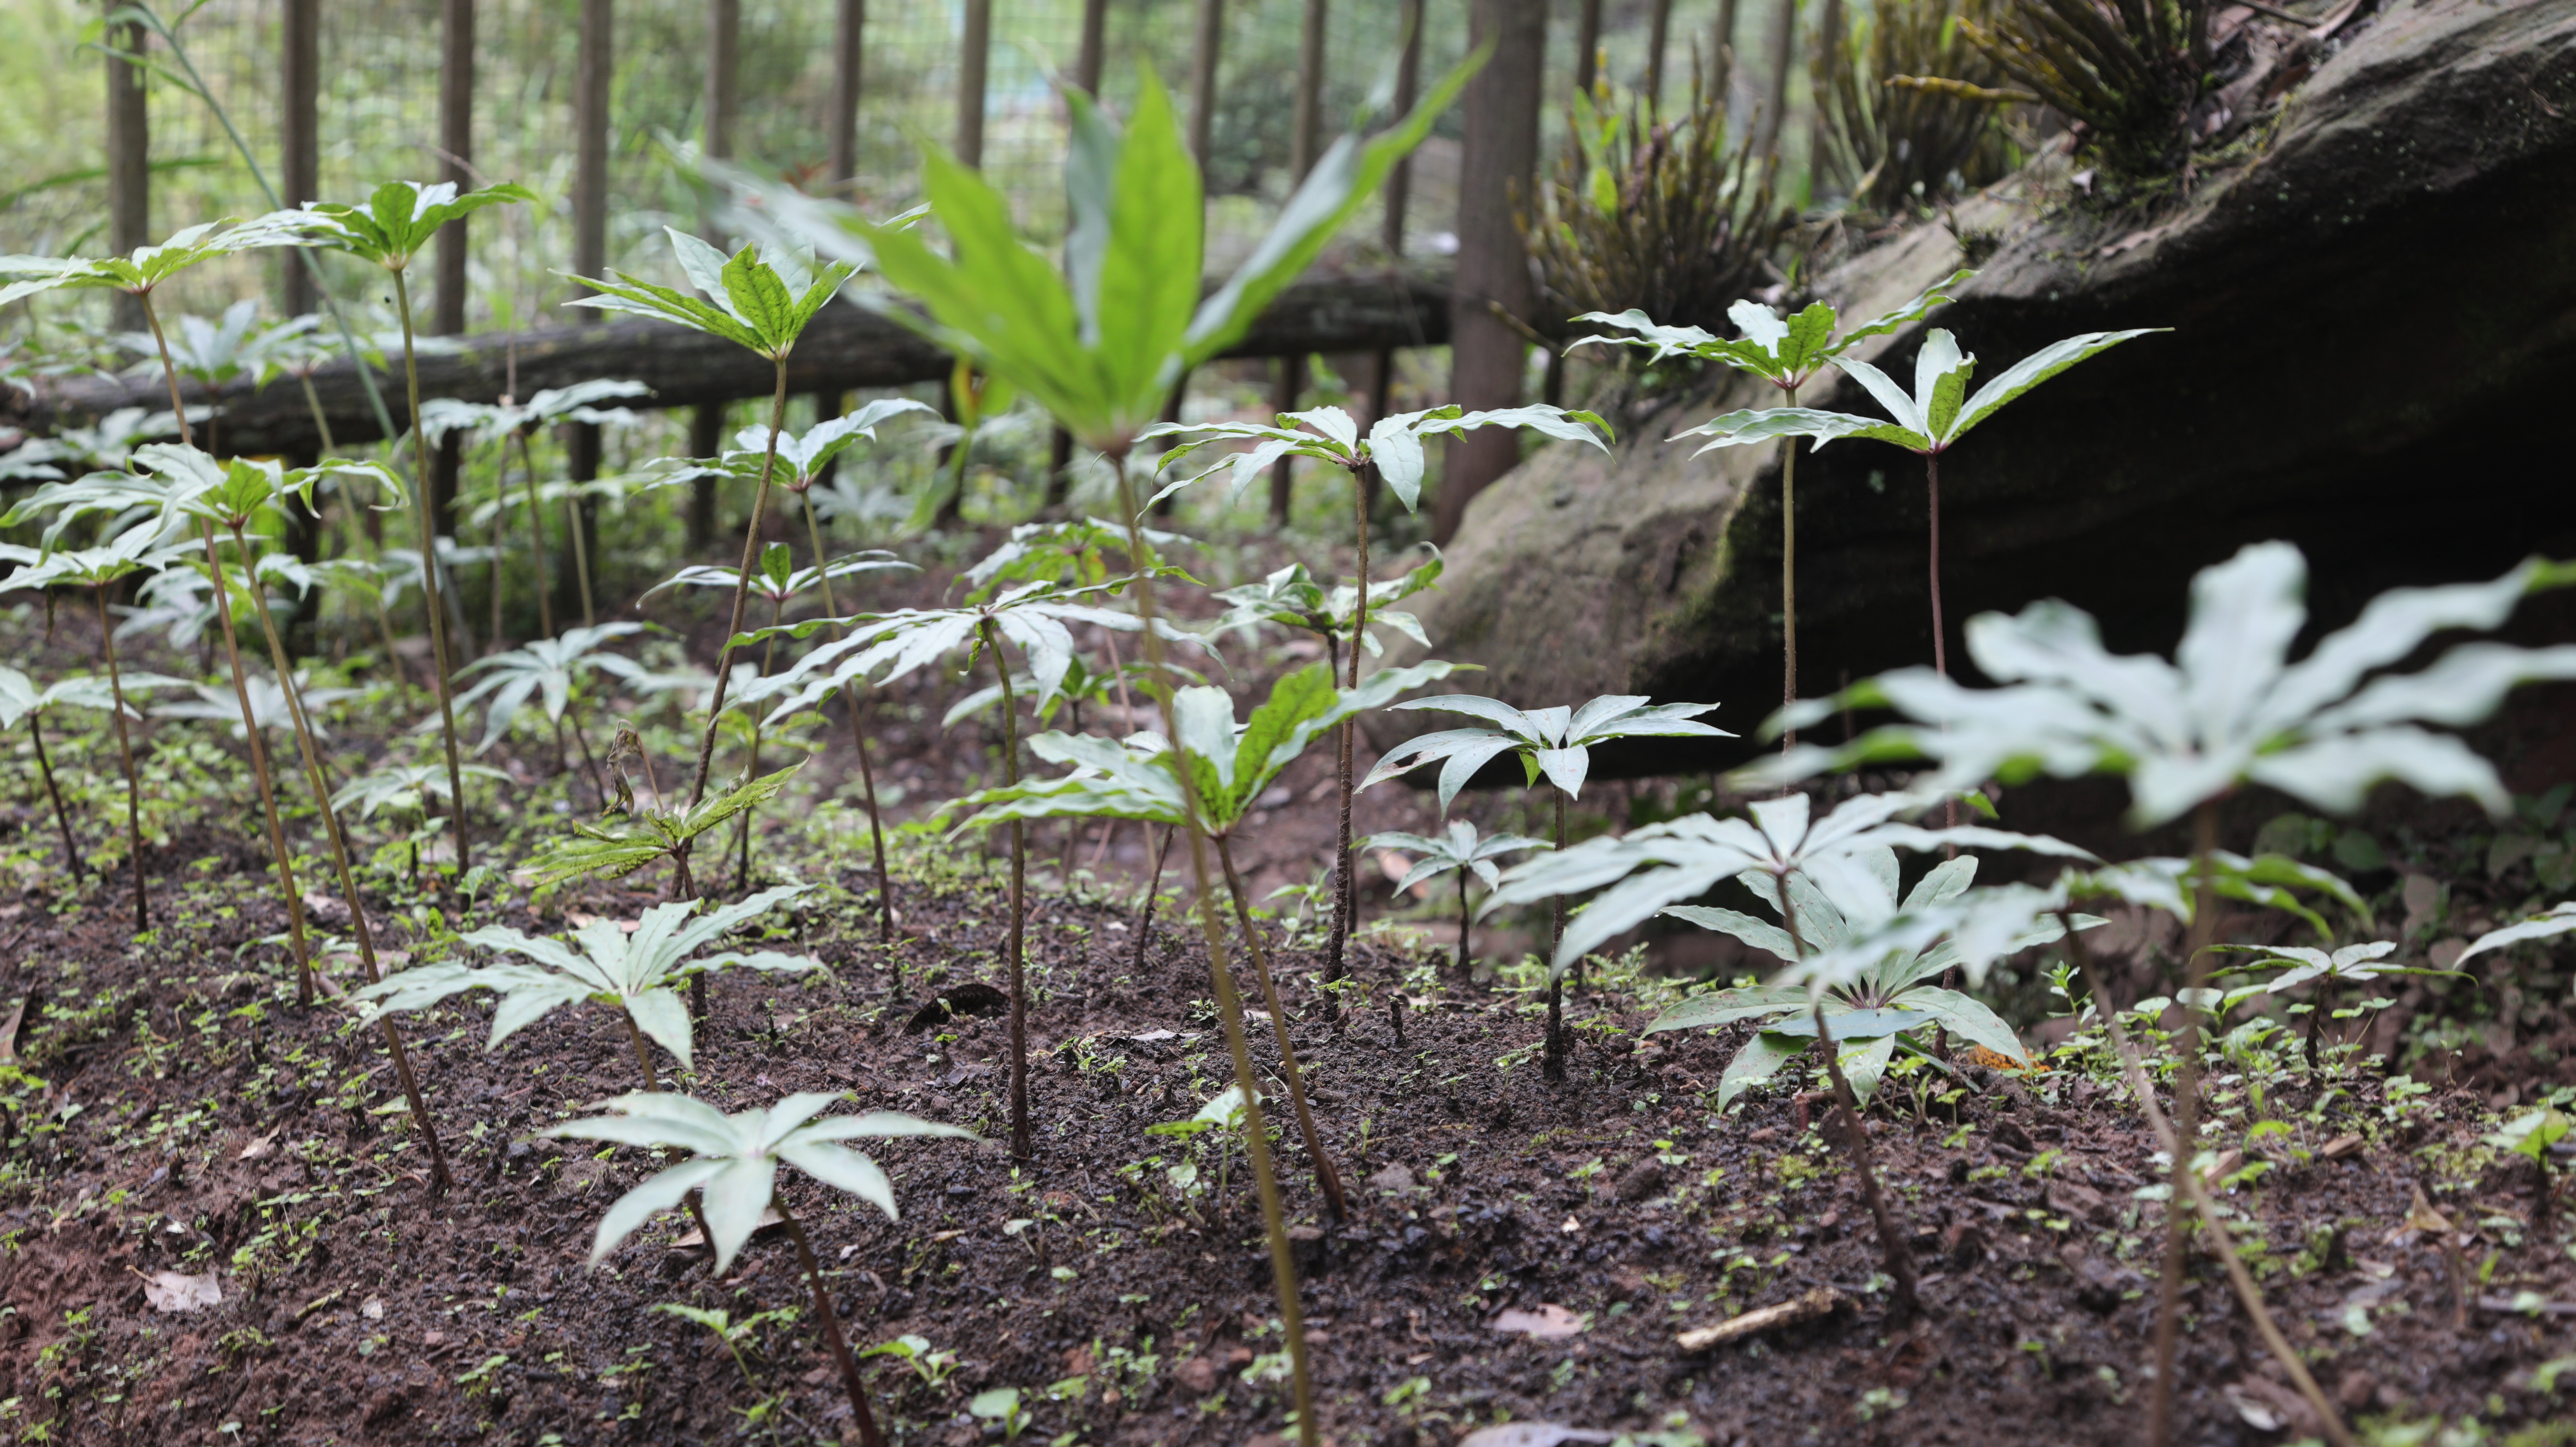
[1173,1356,1218,1395]
[1615,1159,1665,1202]
[1368,1162,1416,1193]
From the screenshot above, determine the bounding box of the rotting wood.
[1674,1285,1848,1351]
[6,272,1452,457]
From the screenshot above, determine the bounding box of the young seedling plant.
[352,884,819,1090]
[1746,541,2576,1447]
[1570,269,1971,741]
[1677,322,2159,687]
[276,179,539,874]
[815,49,1488,1444]
[0,667,136,884]
[1143,401,1612,985]
[948,658,1457,1219]
[545,1091,974,1447]
[418,378,648,636]
[1487,786,2093,1319]
[452,621,647,802]
[1363,819,1549,979]
[332,760,509,892]
[2219,940,2466,1076]
[1363,691,1727,1075]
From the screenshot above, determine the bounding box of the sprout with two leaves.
[564,227,860,837]
[2484,1104,2572,1230]
[1679,321,2160,686]
[544,1091,975,1447]
[332,760,510,892]
[2220,940,2467,1076]
[1145,403,1612,987]
[1487,787,2096,1318]
[1364,692,1727,1077]
[1644,848,2095,1108]
[825,54,1489,1442]
[947,658,1459,1220]
[419,378,648,635]
[0,667,146,884]
[647,541,915,894]
[1745,541,2576,1446]
[1569,271,1972,739]
[741,574,1197,1162]
[1361,820,1549,979]
[272,180,539,874]
[0,530,195,930]
[353,884,820,1091]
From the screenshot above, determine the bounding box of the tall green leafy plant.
[274,179,537,876]
[1363,692,1726,1076]
[1570,271,1971,740]
[1747,541,2576,1447]
[818,52,1487,1444]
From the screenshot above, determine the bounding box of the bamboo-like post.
[1268,0,1328,525]
[828,0,865,196]
[568,0,613,616]
[279,0,319,317]
[430,0,476,548]
[1574,0,1603,94]
[103,4,148,333]
[958,0,991,168]
[1434,0,1548,546]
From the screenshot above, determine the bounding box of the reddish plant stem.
[1215,834,1350,1221]
[777,1199,884,1447]
[980,618,1033,1161]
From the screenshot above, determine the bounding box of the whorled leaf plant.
[1570,269,1973,743]
[419,378,649,635]
[1486,787,2093,1318]
[1746,541,2576,1447]
[1364,691,1726,1077]
[1362,819,1549,979]
[1143,402,1611,987]
[352,885,820,1090]
[272,179,539,876]
[0,667,133,884]
[808,48,1488,1445]
[546,1092,974,1447]
[947,659,1458,1221]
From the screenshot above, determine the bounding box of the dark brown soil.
[2,826,2573,1447]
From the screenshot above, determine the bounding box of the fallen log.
[2,269,1451,458]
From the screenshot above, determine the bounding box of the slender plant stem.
[1327,460,1375,987]
[90,587,148,933]
[27,715,84,883]
[566,489,596,630]
[621,1011,660,1091]
[391,268,474,877]
[734,595,784,893]
[980,619,1034,1161]
[514,433,557,638]
[685,361,792,814]
[2149,801,2224,1447]
[1216,834,1350,1221]
[295,372,339,454]
[1781,380,1799,749]
[1456,871,1473,976]
[799,494,895,943]
[1109,446,1315,1447]
[567,711,608,812]
[1925,450,1947,680]
[1545,789,1568,1081]
[2060,910,2352,1447]
[777,1200,885,1447]
[1132,826,1172,973]
[1778,878,1916,1318]
[242,536,454,1193]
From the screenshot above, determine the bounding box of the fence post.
[431,0,476,549]
[1435,0,1547,546]
[103,5,147,329]
[565,0,614,613]
[1270,0,1329,525]
[828,0,864,195]
[959,0,991,167]
[280,0,319,317]
[1045,0,1111,511]
[1574,0,1603,95]
[1360,0,1424,517]
[690,0,742,553]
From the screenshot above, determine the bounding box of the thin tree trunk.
[800,494,896,944]
[1216,834,1350,1221]
[92,587,148,933]
[982,619,1033,1161]
[27,716,84,883]
[778,1200,886,1447]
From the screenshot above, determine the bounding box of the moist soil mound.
[1,845,2571,1447]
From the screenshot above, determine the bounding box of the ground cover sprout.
[545,1091,974,1447]
[1363,819,1549,979]
[1571,271,1970,740]
[2218,941,2466,1076]
[1647,848,2088,1106]
[0,667,145,884]
[452,621,644,774]
[519,760,804,901]
[331,760,509,890]
[354,884,819,1089]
